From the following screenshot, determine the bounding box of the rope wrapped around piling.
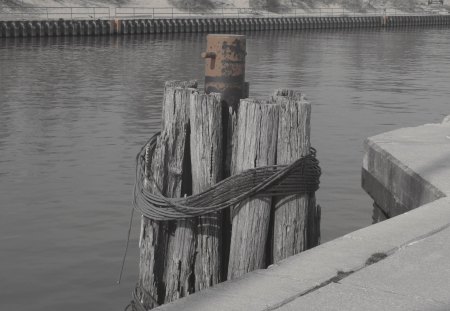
[133,132,321,221]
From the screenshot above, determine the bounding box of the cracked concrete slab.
[276,282,446,311]
[341,226,450,306]
[154,235,397,311]
[276,221,450,311]
[152,269,324,311]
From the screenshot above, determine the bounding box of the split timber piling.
[227,98,279,280]
[1,15,450,38]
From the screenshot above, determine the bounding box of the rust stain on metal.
[114,18,121,33]
[203,34,246,109]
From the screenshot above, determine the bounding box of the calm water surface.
[1,28,450,310]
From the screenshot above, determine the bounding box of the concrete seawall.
[1,15,450,38]
[145,118,450,310]
[362,120,449,221]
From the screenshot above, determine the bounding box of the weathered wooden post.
[272,89,320,263]
[190,91,224,291]
[227,89,320,278]
[138,80,197,308]
[160,84,199,303]
[228,98,279,279]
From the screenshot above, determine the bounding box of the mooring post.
[135,35,321,310]
[272,89,320,263]
[228,98,279,279]
[203,34,246,111]
[190,92,224,291]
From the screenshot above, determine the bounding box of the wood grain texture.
[162,85,198,303]
[190,92,224,291]
[227,98,279,280]
[138,81,196,308]
[272,89,319,264]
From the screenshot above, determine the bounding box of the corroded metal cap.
[202,34,246,109]
[113,18,121,33]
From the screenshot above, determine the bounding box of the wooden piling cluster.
[137,80,320,309]
[134,33,320,310]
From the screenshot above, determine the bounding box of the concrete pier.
[363,119,449,220]
[149,117,450,310]
[1,15,450,38]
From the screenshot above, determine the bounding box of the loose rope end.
[117,203,135,286]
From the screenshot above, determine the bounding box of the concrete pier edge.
[150,117,450,310]
[1,15,450,38]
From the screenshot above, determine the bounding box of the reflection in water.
[1,27,450,310]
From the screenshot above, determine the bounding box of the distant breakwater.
[1,15,450,38]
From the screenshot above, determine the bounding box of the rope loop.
[133,132,321,221]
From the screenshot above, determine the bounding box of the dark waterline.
[1,28,450,310]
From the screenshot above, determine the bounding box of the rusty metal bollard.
[202,34,246,109]
[201,34,247,178]
[113,18,121,34]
